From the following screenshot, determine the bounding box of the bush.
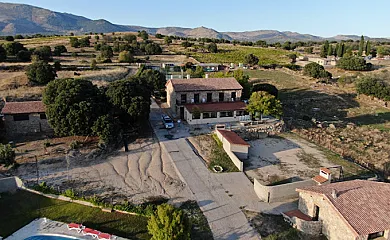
[0,144,15,166]
[356,75,390,101]
[252,83,278,97]
[144,43,162,55]
[32,182,58,194]
[5,36,14,41]
[26,60,56,85]
[33,46,52,62]
[69,140,81,150]
[118,51,134,63]
[147,204,191,240]
[244,53,259,66]
[53,45,67,56]
[303,62,332,79]
[336,56,372,71]
[0,45,6,62]
[16,50,31,62]
[284,64,301,71]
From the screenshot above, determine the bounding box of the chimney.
[331,189,338,199]
[205,74,209,79]
[170,75,173,79]
[187,74,191,79]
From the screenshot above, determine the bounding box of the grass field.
[189,45,291,64]
[0,190,150,239]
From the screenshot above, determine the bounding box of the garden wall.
[254,178,316,203]
[0,177,23,193]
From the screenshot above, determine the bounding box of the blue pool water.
[25,236,80,240]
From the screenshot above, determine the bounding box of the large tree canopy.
[303,62,332,79]
[247,91,283,119]
[43,78,106,136]
[26,60,56,85]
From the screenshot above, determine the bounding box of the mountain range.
[0,2,389,43]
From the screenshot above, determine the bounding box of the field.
[0,190,150,239]
[180,44,291,64]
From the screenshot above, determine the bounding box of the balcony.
[177,97,241,106]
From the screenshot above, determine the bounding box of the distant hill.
[0,2,389,43]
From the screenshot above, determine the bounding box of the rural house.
[1,101,51,137]
[166,77,249,124]
[283,180,390,240]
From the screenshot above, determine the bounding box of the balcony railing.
[176,97,241,105]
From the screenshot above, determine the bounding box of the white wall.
[215,130,244,171]
[185,108,240,125]
[0,177,24,193]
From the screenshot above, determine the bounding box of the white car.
[162,115,174,129]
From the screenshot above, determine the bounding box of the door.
[207,93,213,102]
[231,92,237,101]
[194,93,200,103]
[219,92,224,102]
[180,107,185,120]
[313,205,320,221]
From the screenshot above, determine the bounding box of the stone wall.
[4,114,51,137]
[254,178,316,203]
[283,213,322,236]
[298,192,359,240]
[175,90,242,105]
[0,177,24,193]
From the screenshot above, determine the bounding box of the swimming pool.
[25,235,81,240]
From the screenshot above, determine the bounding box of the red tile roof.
[297,180,390,236]
[312,175,329,184]
[1,101,46,115]
[168,78,243,92]
[284,209,313,221]
[184,101,246,113]
[320,167,331,174]
[217,130,250,146]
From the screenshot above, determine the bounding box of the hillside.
[0,2,389,43]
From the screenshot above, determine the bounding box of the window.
[193,112,201,119]
[40,113,47,119]
[368,232,384,239]
[181,94,187,104]
[219,92,224,102]
[236,111,245,116]
[203,112,217,119]
[13,114,29,121]
[220,111,233,118]
[231,92,237,101]
[194,93,200,104]
[207,93,213,102]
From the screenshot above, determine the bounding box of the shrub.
[69,140,81,150]
[336,56,372,71]
[16,50,31,62]
[147,204,191,240]
[244,53,259,66]
[0,144,15,166]
[118,51,134,63]
[303,62,332,79]
[356,75,390,101]
[284,64,301,71]
[63,189,77,199]
[26,60,56,85]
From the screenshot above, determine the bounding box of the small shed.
[216,129,250,160]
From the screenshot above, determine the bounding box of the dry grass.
[57,67,130,82]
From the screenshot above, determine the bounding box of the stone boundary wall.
[283,213,322,235]
[0,177,24,193]
[215,130,244,171]
[254,178,316,203]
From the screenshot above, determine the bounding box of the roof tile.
[1,101,46,115]
[168,78,243,92]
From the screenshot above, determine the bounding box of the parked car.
[162,115,174,129]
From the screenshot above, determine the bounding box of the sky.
[1,0,389,37]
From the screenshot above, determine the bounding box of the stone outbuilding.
[1,101,52,137]
[283,180,390,240]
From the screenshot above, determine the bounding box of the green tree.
[147,204,191,240]
[366,40,371,56]
[234,69,251,99]
[140,69,166,92]
[358,35,365,56]
[208,43,218,53]
[105,78,151,126]
[327,45,333,56]
[118,51,134,63]
[92,114,121,144]
[155,33,164,39]
[3,42,26,56]
[186,65,204,78]
[26,60,56,85]
[320,44,328,58]
[304,47,313,54]
[100,45,114,59]
[287,53,297,63]
[138,30,149,40]
[145,43,162,55]
[33,46,52,62]
[164,36,172,45]
[247,91,283,119]
[0,45,7,62]
[377,46,390,57]
[337,43,345,57]
[69,37,80,48]
[181,41,193,48]
[123,34,137,42]
[43,78,106,136]
[303,62,332,79]
[244,53,259,66]
[0,144,15,166]
[53,60,61,71]
[90,59,98,70]
[336,56,372,71]
[5,36,14,41]
[53,45,67,56]
[79,37,90,47]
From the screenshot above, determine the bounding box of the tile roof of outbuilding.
[217,129,250,146]
[297,180,390,236]
[1,101,46,115]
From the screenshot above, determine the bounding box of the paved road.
[150,100,260,240]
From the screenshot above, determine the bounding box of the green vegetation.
[303,62,332,79]
[356,73,390,101]
[336,56,372,71]
[118,50,134,63]
[180,201,213,240]
[188,45,290,65]
[0,143,15,166]
[210,134,239,172]
[244,53,259,66]
[247,91,283,119]
[26,60,56,85]
[0,190,150,239]
[148,204,191,240]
